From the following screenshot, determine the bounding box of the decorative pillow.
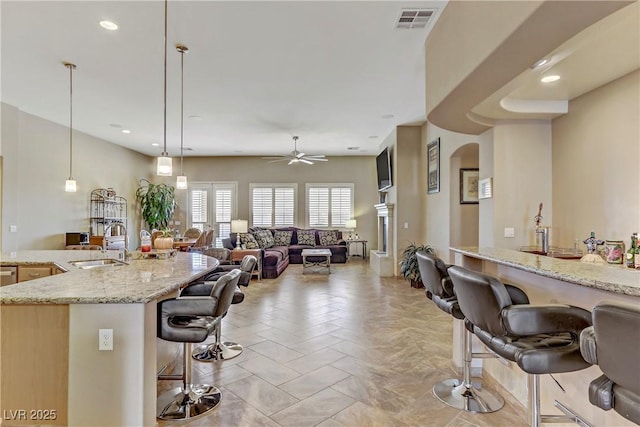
[273,230,293,246]
[239,233,259,249]
[297,229,316,246]
[318,230,339,246]
[253,229,274,249]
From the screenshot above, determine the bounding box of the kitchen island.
[0,250,219,427]
[450,247,639,427]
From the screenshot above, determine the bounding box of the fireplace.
[370,203,394,276]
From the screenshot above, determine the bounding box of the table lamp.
[231,219,248,249]
[345,219,357,240]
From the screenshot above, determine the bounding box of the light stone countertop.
[0,250,220,304]
[450,247,640,297]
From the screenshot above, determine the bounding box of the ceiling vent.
[396,9,436,29]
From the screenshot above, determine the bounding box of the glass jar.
[604,240,625,264]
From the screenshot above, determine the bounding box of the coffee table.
[301,248,332,274]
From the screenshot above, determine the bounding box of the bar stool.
[448,266,593,427]
[181,268,245,361]
[580,301,640,425]
[156,270,240,420]
[417,251,505,413]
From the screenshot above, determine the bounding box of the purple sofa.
[226,227,348,279]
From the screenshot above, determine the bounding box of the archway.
[449,143,479,247]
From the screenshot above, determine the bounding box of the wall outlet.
[174,220,181,225]
[99,328,113,351]
[9,225,17,233]
[504,227,515,238]
[403,222,409,229]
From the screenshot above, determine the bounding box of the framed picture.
[427,138,440,194]
[460,168,479,204]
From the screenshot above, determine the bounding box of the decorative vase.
[154,236,174,251]
[604,240,625,264]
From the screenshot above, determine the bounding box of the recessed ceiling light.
[540,75,560,83]
[347,146,360,150]
[151,143,160,147]
[381,114,394,119]
[368,135,379,139]
[188,115,202,120]
[99,20,118,31]
[121,129,131,134]
[532,58,549,69]
[109,123,122,128]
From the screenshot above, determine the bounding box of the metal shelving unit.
[89,188,127,249]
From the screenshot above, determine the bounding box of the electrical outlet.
[9,225,17,233]
[504,227,515,238]
[174,220,181,225]
[99,328,113,351]
[403,222,409,229]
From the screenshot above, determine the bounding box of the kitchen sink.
[68,258,127,269]
[519,246,583,260]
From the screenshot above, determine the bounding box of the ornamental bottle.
[627,233,637,268]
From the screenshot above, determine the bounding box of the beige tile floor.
[158,259,528,427]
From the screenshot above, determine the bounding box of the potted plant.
[400,242,434,288]
[135,179,176,231]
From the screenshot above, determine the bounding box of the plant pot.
[154,237,174,251]
[410,279,424,289]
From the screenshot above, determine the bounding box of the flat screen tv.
[376,147,392,191]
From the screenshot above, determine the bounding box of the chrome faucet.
[534,203,549,254]
[103,222,130,261]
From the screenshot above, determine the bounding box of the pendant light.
[64,62,77,192]
[176,44,189,189]
[156,0,172,176]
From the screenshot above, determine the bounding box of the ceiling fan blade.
[296,152,306,158]
[267,158,291,163]
[299,158,314,165]
[288,159,297,165]
[304,157,328,162]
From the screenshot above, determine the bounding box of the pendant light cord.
[180,45,184,175]
[65,62,76,178]
[162,0,168,157]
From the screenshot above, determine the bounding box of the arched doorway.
[449,143,479,247]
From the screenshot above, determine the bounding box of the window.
[189,182,237,247]
[250,184,296,227]
[306,184,354,228]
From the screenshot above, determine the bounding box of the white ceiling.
[1,1,446,158]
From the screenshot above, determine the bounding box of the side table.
[230,248,262,281]
[346,239,368,260]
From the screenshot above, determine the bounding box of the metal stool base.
[157,384,221,421]
[433,378,504,413]
[192,341,243,362]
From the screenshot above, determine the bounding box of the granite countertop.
[0,250,219,304]
[450,247,640,297]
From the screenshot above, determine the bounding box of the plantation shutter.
[252,187,273,227]
[331,187,352,227]
[190,187,208,231]
[308,187,329,227]
[274,187,295,226]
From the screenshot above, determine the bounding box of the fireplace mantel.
[370,203,395,276]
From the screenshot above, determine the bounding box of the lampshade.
[345,219,357,229]
[157,155,172,176]
[65,179,77,192]
[231,219,248,234]
[176,175,188,189]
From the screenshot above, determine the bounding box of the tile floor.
[158,259,528,426]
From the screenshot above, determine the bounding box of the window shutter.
[190,188,208,230]
[308,187,329,227]
[274,187,295,226]
[252,187,273,227]
[331,187,352,227]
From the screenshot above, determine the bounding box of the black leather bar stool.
[448,266,593,427]
[181,266,246,361]
[156,269,241,420]
[580,301,640,425]
[416,250,505,412]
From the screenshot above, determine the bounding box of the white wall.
[449,143,479,248]
[1,103,154,251]
[552,70,640,247]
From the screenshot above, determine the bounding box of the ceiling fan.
[263,136,328,165]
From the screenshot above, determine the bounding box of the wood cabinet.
[18,266,53,282]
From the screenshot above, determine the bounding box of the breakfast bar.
[450,247,640,427]
[0,250,219,427]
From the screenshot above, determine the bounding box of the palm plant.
[135,179,176,231]
[399,242,434,285]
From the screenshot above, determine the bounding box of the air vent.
[396,9,436,29]
[183,147,193,151]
